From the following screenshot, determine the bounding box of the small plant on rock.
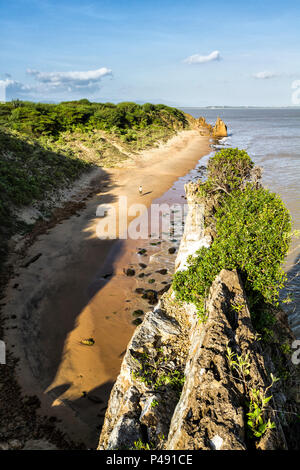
[226,347,279,440]
[247,389,276,438]
[247,374,279,438]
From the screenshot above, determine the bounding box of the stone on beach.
[212,117,228,138]
[124,268,135,276]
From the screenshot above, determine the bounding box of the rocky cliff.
[185,114,227,138]
[98,182,299,451]
[212,116,228,138]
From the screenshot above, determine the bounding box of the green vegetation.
[0,129,91,272]
[132,349,185,396]
[0,99,188,143]
[173,148,291,322]
[0,129,89,213]
[226,346,278,439]
[172,148,295,443]
[251,307,277,344]
[206,147,254,193]
[131,439,154,450]
[226,345,251,380]
[247,387,276,438]
[0,100,188,217]
[130,433,165,451]
[0,99,188,276]
[0,101,188,176]
[151,399,159,408]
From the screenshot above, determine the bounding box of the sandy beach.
[3,130,210,447]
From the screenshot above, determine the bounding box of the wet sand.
[3,130,210,447]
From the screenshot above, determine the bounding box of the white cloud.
[0,78,31,91]
[26,67,112,92]
[0,78,33,101]
[0,67,113,101]
[252,71,277,79]
[184,50,221,65]
[291,80,300,105]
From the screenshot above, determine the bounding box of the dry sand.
[3,130,210,447]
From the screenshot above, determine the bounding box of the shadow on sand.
[1,132,130,448]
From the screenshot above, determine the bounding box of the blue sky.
[1,0,300,106]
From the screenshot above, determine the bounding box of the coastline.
[98,155,299,452]
[2,129,211,448]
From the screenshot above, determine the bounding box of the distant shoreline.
[180,106,300,109]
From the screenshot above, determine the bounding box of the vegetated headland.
[99,149,300,451]
[0,100,187,254]
[0,99,224,270]
[0,100,224,449]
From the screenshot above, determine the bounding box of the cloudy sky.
[1,0,300,106]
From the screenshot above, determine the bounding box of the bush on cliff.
[207,148,254,192]
[173,149,291,317]
[198,148,254,199]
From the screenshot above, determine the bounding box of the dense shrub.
[0,100,188,138]
[173,149,291,317]
[202,148,254,195]
[0,129,90,220]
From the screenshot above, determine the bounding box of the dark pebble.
[135,288,145,294]
[142,289,158,304]
[132,309,144,317]
[156,269,168,275]
[125,268,135,276]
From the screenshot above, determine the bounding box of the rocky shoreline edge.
[98,181,300,451]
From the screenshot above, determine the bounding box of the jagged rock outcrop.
[175,183,211,272]
[212,116,228,138]
[185,113,227,138]
[98,181,299,451]
[166,269,287,450]
[98,298,192,450]
[194,117,213,136]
